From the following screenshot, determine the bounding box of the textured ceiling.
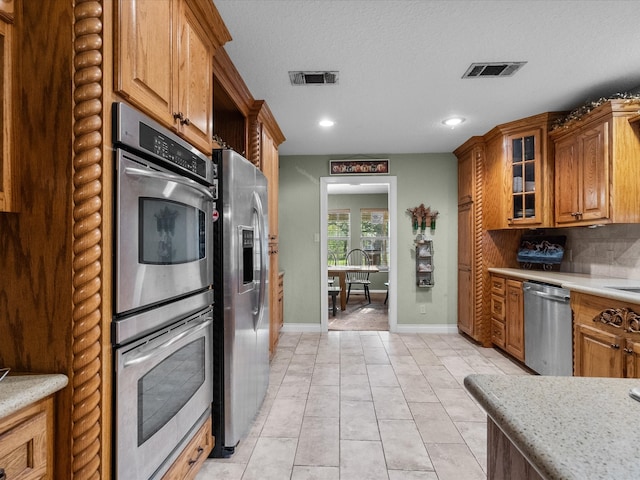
[214,0,640,157]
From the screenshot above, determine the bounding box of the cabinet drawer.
[491,294,506,321]
[0,407,48,480]
[491,319,506,349]
[161,416,213,480]
[491,276,506,296]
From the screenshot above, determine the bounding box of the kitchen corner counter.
[488,267,640,304]
[0,373,68,419]
[464,374,640,480]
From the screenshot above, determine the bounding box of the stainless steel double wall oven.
[112,103,217,480]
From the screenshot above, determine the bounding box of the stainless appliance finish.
[524,281,573,376]
[115,306,213,480]
[113,102,217,316]
[112,102,216,479]
[211,149,269,457]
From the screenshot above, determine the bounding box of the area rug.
[328,292,388,331]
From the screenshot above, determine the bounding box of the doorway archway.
[320,176,398,332]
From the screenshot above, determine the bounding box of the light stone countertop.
[488,268,640,304]
[464,374,640,480]
[0,374,68,419]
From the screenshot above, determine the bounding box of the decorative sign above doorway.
[329,159,389,175]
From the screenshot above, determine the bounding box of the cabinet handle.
[188,446,205,466]
[173,111,184,121]
[180,117,191,126]
[624,348,633,354]
[0,468,5,480]
[611,344,620,349]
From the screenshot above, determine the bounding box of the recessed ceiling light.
[442,117,465,127]
[319,119,335,127]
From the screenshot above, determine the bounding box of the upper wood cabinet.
[115,0,230,153]
[457,137,482,205]
[551,99,640,226]
[0,10,15,212]
[483,112,564,230]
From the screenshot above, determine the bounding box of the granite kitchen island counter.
[464,374,640,480]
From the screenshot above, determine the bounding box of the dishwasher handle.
[523,285,570,303]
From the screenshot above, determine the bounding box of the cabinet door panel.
[579,122,608,221]
[116,0,175,125]
[457,203,473,270]
[625,339,640,379]
[554,137,580,224]
[457,268,474,336]
[178,2,213,152]
[505,279,524,361]
[458,149,475,205]
[575,324,623,377]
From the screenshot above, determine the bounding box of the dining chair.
[345,248,371,304]
[328,251,338,285]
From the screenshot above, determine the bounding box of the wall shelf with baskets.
[416,240,434,288]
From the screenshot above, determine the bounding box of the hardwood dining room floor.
[196,331,531,480]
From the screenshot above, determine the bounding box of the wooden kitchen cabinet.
[483,112,563,230]
[572,291,640,377]
[248,100,286,356]
[489,274,524,361]
[0,396,54,480]
[551,99,640,226]
[115,0,230,153]
[455,139,489,344]
[0,11,15,212]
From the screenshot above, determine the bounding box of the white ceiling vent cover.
[289,71,339,86]
[462,62,527,78]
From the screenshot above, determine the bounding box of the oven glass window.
[139,198,206,264]
[137,337,205,445]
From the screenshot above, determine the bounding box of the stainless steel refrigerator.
[211,149,270,457]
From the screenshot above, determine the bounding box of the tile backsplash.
[555,224,640,279]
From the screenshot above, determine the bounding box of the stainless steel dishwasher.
[523,281,572,376]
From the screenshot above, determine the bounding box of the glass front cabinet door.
[507,130,542,225]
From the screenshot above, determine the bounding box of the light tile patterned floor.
[196,331,530,480]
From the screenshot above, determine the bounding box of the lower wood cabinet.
[0,396,53,480]
[161,416,213,480]
[489,274,525,362]
[488,418,543,480]
[270,271,284,356]
[572,292,640,378]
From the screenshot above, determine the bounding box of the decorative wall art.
[329,159,389,175]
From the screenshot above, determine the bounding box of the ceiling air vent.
[289,71,339,86]
[462,62,527,78]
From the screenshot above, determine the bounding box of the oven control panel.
[113,102,215,186]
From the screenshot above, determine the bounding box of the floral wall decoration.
[406,203,439,233]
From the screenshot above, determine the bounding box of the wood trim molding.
[594,307,640,333]
[72,1,104,478]
[213,47,254,117]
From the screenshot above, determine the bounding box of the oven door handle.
[123,317,212,367]
[124,167,215,200]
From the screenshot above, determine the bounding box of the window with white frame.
[327,209,350,264]
[360,208,389,269]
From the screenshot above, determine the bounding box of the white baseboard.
[281,322,458,334]
[280,323,324,333]
[394,324,458,334]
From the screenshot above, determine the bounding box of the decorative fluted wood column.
[72,1,104,478]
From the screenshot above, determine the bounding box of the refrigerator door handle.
[252,191,267,331]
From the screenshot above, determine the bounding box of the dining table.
[327,265,380,311]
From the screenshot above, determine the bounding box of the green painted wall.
[278,153,457,327]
